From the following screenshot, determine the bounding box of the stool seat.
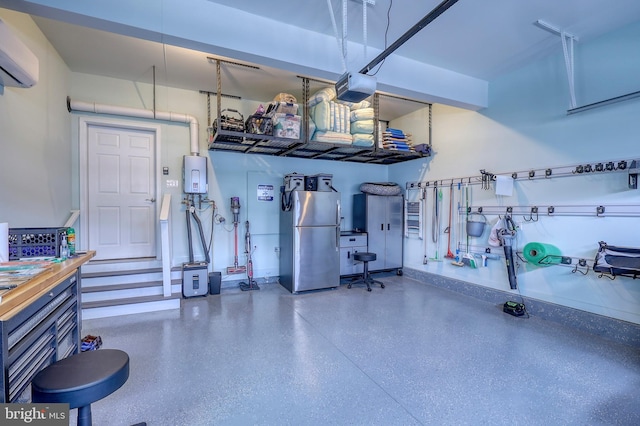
[32,349,129,426]
[349,252,384,292]
[353,252,376,262]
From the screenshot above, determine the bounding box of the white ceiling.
[203,0,640,80]
[9,0,640,112]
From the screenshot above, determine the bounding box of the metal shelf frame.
[206,60,429,164]
[459,203,640,218]
[406,157,637,189]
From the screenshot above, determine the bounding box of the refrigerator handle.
[381,223,384,231]
[336,201,341,250]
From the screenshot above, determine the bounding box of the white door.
[87,124,157,260]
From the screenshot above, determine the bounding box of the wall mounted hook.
[523,206,539,222]
[597,272,615,280]
[572,263,589,275]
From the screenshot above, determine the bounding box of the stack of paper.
[0,260,54,297]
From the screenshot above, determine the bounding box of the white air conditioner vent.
[0,18,39,88]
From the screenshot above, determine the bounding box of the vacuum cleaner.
[182,155,211,298]
[183,195,211,298]
[239,220,259,291]
[227,196,246,275]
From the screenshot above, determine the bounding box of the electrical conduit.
[67,96,200,156]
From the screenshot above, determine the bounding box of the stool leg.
[363,261,371,292]
[77,405,92,426]
[372,279,385,289]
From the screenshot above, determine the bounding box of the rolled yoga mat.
[523,242,562,265]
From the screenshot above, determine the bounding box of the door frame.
[79,116,163,259]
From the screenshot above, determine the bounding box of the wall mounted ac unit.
[0,18,39,88]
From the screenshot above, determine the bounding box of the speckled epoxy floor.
[80,276,640,426]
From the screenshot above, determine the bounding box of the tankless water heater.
[183,155,208,194]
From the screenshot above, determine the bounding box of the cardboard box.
[273,113,301,139]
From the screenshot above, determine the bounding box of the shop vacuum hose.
[498,216,518,290]
[502,238,518,290]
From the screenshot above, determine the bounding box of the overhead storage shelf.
[206,60,430,164]
[277,140,425,164]
[209,128,304,156]
[209,132,424,164]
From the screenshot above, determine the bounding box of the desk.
[0,252,95,402]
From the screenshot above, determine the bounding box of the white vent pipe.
[67,96,200,155]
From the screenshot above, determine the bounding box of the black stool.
[348,252,385,292]
[32,349,129,426]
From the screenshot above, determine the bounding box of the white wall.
[0,10,71,227]
[69,73,391,281]
[389,21,640,324]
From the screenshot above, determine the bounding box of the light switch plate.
[166,179,179,188]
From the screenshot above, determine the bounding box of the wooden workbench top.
[0,251,95,320]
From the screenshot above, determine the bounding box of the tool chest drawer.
[0,272,80,402]
[340,233,368,276]
[340,234,368,248]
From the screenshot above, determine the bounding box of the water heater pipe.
[67,96,200,155]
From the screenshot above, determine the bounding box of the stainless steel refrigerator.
[279,190,341,293]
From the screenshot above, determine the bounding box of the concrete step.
[81,264,182,287]
[79,260,182,319]
[82,257,163,273]
[81,267,163,279]
[82,280,161,293]
[82,291,182,309]
[82,292,181,320]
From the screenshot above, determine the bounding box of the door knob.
[145,198,156,203]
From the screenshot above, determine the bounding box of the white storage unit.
[339,232,368,276]
[353,194,404,273]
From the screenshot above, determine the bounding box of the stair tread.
[81,267,164,279]
[82,279,182,293]
[82,293,182,309]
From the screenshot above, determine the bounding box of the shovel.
[430,187,443,261]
